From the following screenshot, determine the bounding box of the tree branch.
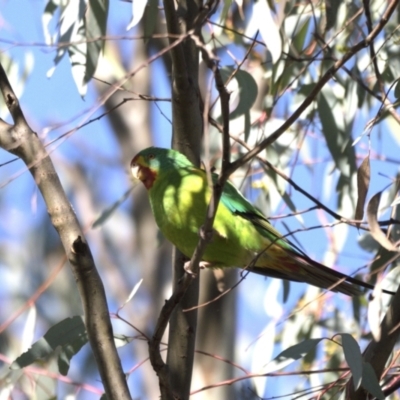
[0,63,130,400]
[149,0,206,398]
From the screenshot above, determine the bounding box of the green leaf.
[219,0,233,25]
[355,156,370,226]
[361,362,385,400]
[340,333,363,390]
[281,191,297,214]
[291,16,310,53]
[367,192,398,252]
[144,0,159,42]
[394,79,400,99]
[277,338,323,360]
[317,86,356,177]
[57,334,87,376]
[85,0,109,84]
[11,316,88,376]
[47,0,88,96]
[282,280,290,303]
[265,338,323,372]
[325,0,342,31]
[114,334,134,347]
[220,66,258,120]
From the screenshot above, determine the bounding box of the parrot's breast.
[147,168,287,269]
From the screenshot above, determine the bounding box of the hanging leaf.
[219,0,233,25]
[317,87,357,178]
[355,156,370,227]
[143,0,159,41]
[250,0,282,64]
[265,338,323,373]
[121,279,143,308]
[361,362,385,400]
[394,79,400,100]
[127,0,148,30]
[282,279,290,303]
[11,316,88,376]
[368,280,383,341]
[291,15,310,54]
[340,333,363,390]
[42,0,60,44]
[367,192,398,252]
[325,0,342,32]
[220,66,258,120]
[85,0,109,84]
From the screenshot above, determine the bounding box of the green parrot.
[131,147,376,296]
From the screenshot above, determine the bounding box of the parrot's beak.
[131,165,142,182]
[130,156,145,182]
[130,155,156,189]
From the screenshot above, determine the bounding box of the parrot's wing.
[219,179,294,252]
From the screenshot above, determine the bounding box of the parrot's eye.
[148,154,155,160]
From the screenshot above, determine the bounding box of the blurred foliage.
[1,0,400,399]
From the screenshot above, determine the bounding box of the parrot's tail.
[247,250,394,297]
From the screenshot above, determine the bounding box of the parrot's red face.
[131,154,158,189]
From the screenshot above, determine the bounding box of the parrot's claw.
[183,260,210,277]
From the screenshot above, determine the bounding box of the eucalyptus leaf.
[11,316,88,376]
[220,66,258,120]
[340,333,363,390]
[85,0,109,84]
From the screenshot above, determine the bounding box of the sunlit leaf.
[21,306,37,354]
[114,334,134,348]
[42,0,60,44]
[68,2,87,97]
[121,279,143,308]
[381,265,400,294]
[317,87,357,178]
[344,79,358,126]
[291,15,310,53]
[367,192,398,252]
[355,156,370,226]
[340,333,362,390]
[219,0,233,24]
[127,0,148,30]
[246,0,282,63]
[85,0,109,83]
[368,280,383,341]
